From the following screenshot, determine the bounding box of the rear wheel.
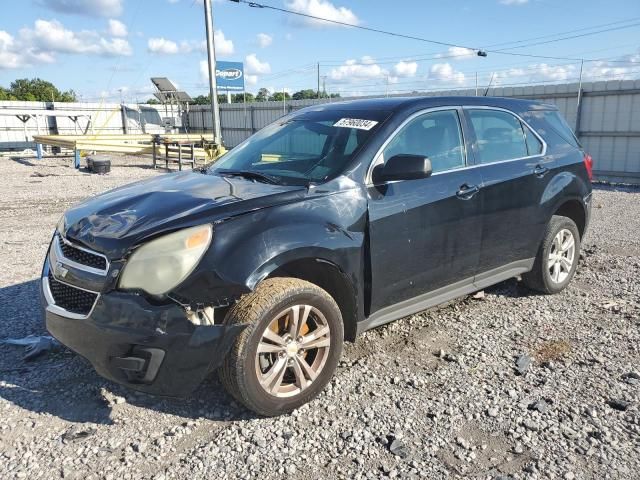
[219,278,343,416]
[522,215,580,294]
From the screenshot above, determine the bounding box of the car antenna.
[483,73,495,97]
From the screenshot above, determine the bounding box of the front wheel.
[522,215,580,294]
[219,278,343,416]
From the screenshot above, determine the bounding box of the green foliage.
[292,89,317,100]
[1,78,76,102]
[0,87,17,101]
[184,89,339,105]
[256,88,270,102]
[269,91,291,102]
[146,98,160,104]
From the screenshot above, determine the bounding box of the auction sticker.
[333,118,379,130]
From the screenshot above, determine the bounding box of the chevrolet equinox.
[42,97,593,416]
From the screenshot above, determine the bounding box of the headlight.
[119,225,212,295]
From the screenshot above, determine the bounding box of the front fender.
[172,186,368,308]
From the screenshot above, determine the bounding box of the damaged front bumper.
[41,256,245,396]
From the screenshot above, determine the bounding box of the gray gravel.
[1,156,639,480]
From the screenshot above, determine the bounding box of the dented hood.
[60,171,306,258]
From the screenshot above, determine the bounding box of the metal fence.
[1,79,639,183]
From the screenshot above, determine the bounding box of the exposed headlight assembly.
[119,225,212,296]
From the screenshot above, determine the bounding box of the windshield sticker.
[333,118,379,130]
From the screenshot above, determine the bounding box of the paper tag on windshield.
[333,118,378,130]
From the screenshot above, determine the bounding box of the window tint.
[523,123,543,155]
[266,121,330,157]
[382,110,465,173]
[468,109,528,163]
[541,111,580,148]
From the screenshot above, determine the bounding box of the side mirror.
[374,154,433,182]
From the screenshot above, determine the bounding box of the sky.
[1,0,639,102]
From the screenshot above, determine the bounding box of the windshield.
[208,110,387,186]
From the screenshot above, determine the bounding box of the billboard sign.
[215,61,245,91]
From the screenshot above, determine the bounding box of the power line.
[230,0,481,51]
[326,69,640,95]
[484,17,640,48]
[493,22,640,52]
[229,0,640,64]
[317,17,640,65]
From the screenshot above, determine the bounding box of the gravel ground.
[0,156,638,480]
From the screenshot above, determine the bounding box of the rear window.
[540,111,580,148]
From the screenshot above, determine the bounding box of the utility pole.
[575,59,585,133]
[317,62,320,99]
[203,0,222,145]
[475,72,478,96]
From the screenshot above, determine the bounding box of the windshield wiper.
[218,170,280,185]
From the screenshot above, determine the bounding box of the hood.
[60,171,306,258]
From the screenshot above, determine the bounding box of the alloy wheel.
[548,228,575,284]
[254,304,331,398]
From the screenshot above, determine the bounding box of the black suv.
[42,97,593,416]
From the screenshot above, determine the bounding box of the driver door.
[367,108,484,314]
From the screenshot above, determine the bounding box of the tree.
[146,98,160,104]
[256,88,270,102]
[269,91,291,102]
[0,87,17,101]
[292,89,317,100]
[190,94,210,105]
[5,78,76,102]
[232,93,254,103]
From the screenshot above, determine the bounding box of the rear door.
[463,107,553,278]
[367,108,483,313]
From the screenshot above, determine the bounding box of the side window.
[382,110,465,173]
[468,109,529,163]
[523,123,543,156]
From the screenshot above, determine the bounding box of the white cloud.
[148,37,180,55]
[393,61,418,77]
[328,57,386,83]
[149,30,233,57]
[1,18,133,69]
[500,0,528,5]
[107,19,127,37]
[245,74,258,86]
[245,53,271,75]
[285,0,360,27]
[38,0,124,17]
[428,63,466,85]
[439,46,476,60]
[257,33,273,48]
[214,30,234,56]
[20,19,131,56]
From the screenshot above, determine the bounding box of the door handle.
[456,184,480,200]
[533,165,549,178]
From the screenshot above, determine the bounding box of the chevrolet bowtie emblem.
[55,261,69,279]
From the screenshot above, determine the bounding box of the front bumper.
[42,259,245,396]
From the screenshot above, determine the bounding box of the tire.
[522,215,581,294]
[219,278,344,416]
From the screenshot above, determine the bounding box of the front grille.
[47,271,98,316]
[57,234,107,271]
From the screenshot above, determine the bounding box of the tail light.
[583,153,593,182]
